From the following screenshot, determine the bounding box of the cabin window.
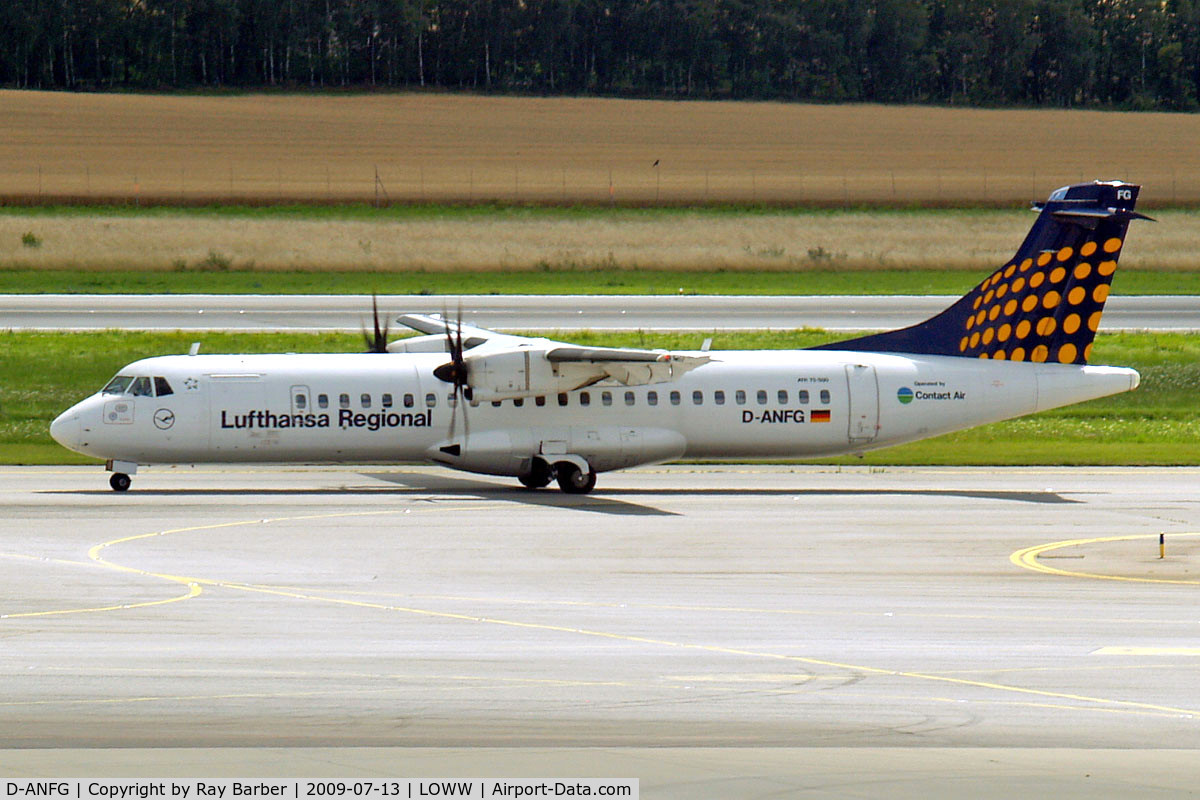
[154,377,174,397]
[580,392,591,407]
[318,394,329,409]
[130,377,154,397]
[558,393,568,406]
[757,390,768,405]
[647,391,658,406]
[382,393,393,408]
[535,396,546,407]
[670,391,681,406]
[692,390,703,405]
[294,393,307,410]
[403,393,414,408]
[714,390,725,405]
[735,389,746,405]
[625,391,635,406]
[361,393,371,409]
[514,398,524,407]
[102,375,134,395]
[778,389,789,404]
[820,389,831,404]
[798,390,809,404]
[339,393,350,409]
[425,393,437,407]
[601,391,613,406]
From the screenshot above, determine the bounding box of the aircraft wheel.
[556,463,597,494]
[109,473,132,492]
[518,463,553,490]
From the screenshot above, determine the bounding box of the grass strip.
[3,329,1195,467]
[2,268,1199,296]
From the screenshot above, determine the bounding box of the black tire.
[109,473,131,492]
[518,467,553,490]
[556,463,597,494]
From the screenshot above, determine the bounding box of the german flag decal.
[811,409,831,423]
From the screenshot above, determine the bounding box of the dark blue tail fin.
[813,181,1150,364]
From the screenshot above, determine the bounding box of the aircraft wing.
[394,313,532,350]
[397,313,710,400]
[464,346,710,401]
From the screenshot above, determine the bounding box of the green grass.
[3,329,1196,466]
[3,267,1198,296]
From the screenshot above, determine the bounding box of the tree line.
[4,0,1200,110]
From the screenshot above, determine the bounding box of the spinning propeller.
[432,305,471,439]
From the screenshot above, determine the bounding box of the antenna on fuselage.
[188,342,201,356]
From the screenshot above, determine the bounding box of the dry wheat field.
[3,91,1200,206]
[3,208,1198,273]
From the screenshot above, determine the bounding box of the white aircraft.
[51,181,1147,494]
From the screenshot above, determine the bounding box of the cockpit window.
[154,377,174,397]
[130,377,154,397]
[102,375,134,394]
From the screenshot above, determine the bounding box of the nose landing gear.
[105,459,138,492]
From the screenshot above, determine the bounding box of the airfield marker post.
[1160,532,1165,559]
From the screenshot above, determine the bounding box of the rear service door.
[845,363,879,444]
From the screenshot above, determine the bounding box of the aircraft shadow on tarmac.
[362,471,679,516]
[46,472,1082,511]
[361,471,1083,506]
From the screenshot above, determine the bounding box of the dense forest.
[3,0,1200,110]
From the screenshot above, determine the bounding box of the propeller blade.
[361,293,389,353]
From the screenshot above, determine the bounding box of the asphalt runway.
[2,465,1199,796]
[2,293,1199,331]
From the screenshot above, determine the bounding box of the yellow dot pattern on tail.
[809,182,1146,363]
[958,237,1122,364]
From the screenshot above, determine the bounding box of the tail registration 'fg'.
[52,181,1145,494]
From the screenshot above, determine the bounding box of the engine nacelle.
[466,348,580,402]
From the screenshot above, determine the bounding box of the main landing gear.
[109,473,132,492]
[518,458,597,494]
[556,463,597,494]
[518,459,554,490]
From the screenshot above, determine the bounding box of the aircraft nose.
[49,410,81,450]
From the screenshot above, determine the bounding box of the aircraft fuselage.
[51,350,1139,478]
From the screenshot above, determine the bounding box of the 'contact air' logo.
[897,387,914,405]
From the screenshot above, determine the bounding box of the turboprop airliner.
[51,181,1147,494]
